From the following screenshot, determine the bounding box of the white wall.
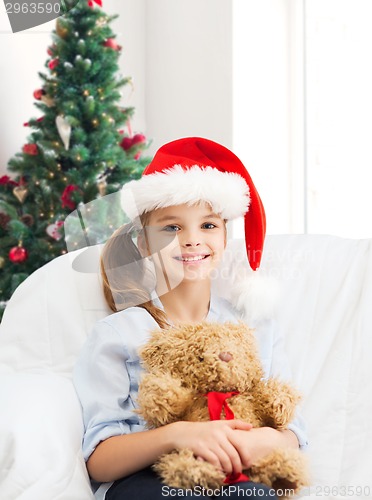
[145,0,233,155]
[232,0,292,235]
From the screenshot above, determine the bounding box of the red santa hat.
[121,137,266,271]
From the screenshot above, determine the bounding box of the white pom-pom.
[231,273,281,326]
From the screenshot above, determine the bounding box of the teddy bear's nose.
[219,352,233,362]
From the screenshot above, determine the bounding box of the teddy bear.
[136,321,309,496]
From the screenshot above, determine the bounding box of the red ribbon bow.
[204,391,250,485]
[205,391,239,421]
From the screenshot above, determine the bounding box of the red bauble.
[0,175,18,186]
[33,88,45,100]
[47,44,56,56]
[131,133,146,146]
[48,58,59,70]
[103,38,122,51]
[23,144,38,155]
[9,246,28,263]
[120,136,133,151]
[120,133,146,151]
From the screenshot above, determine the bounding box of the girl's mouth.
[173,254,210,263]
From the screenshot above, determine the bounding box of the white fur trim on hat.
[121,165,250,220]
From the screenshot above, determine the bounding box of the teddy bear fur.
[137,321,309,496]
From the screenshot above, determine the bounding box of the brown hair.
[100,213,170,329]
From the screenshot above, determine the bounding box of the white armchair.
[1,234,371,499]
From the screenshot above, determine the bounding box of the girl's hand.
[229,427,298,469]
[169,420,252,476]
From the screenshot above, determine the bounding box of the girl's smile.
[173,253,211,264]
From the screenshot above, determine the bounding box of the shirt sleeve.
[269,320,309,450]
[73,319,143,461]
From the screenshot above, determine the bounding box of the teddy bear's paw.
[137,373,193,427]
[261,379,301,429]
[248,449,309,497]
[154,449,225,490]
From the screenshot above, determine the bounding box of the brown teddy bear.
[137,321,309,496]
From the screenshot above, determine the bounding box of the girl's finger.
[219,440,243,475]
[228,420,252,431]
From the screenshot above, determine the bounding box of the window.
[233,0,372,238]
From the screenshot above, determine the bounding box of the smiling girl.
[73,137,308,500]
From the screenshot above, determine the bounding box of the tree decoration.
[9,244,28,264]
[120,133,146,151]
[13,185,28,204]
[47,44,57,56]
[33,88,45,100]
[97,176,107,196]
[20,214,34,227]
[0,175,18,187]
[23,144,38,156]
[46,220,64,241]
[103,38,122,51]
[61,184,80,210]
[55,116,72,150]
[56,18,69,39]
[48,58,60,70]
[40,94,55,107]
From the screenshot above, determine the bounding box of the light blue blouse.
[73,292,308,498]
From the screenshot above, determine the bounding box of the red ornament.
[23,144,38,155]
[9,245,28,263]
[33,88,45,100]
[131,133,146,146]
[103,38,122,51]
[47,44,56,56]
[0,175,18,186]
[24,116,45,127]
[120,133,146,151]
[120,136,133,151]
[88,0,102,7]
[48,58,59,70]
[61,185,80,210]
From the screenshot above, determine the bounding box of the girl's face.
[138,202,227,288]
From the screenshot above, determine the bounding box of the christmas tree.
[0,0,150,320]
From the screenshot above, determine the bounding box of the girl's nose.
[185,241,200,247]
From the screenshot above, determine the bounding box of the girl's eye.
[163,225,180,232]
[202,223,217,229]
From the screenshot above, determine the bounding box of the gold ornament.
[0,256,5,268]
[97,178,107,196]
[13,186,28,203]
[41,94,55,107]
[56,19,68,39]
